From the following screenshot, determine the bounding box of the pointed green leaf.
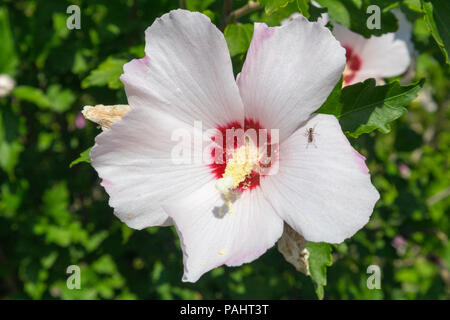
[12,86,51,108]
[70,148,91,168]
[317,79,424,138]
[81,57,127,89]
[0,7,18,76]
[316,76,343,115]
[185,0,215,11]
[258,0,294,15]
[315,0,350,26]
[13,85,76,113]
[224,24,254,57]
[297,0,311,18]
[306,242,333,299]
[421,0,450,64]
[46,85,76,113]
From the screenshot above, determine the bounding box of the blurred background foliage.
[0,0,448,299]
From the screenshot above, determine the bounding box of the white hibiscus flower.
[90,10,379,282]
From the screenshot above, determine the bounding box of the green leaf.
[85,231,109,252]
[92,255,118,275]
[12,86,51,108]
[421,0,450,64]
[0,140,23,176]
[0,7,18,76]
[309,2,328,22]
[41,182,72,225]
[40,252,58,269]
[258,0,295,15]
[186,0,215,11]
[0,110,23,176]
[0,183,23,218]
[224,24,254,57]
[81,57,127,89]
[317,79,424,138]
[316,76,343,115]
[306,242,332,299]
[13,85,75,113]
[297,0,311,19]
[315,0,350,26]
[70,148,91,168]
[46,85,76,113]
[404,0,423,12]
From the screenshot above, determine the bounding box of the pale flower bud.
[0,74,15,97]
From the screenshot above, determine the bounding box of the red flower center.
[343,45,362,85]
[209,118,273,192]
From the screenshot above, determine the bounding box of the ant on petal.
[304,123,319,148]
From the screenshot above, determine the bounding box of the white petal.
[354,38,411,79]
[237,16,345,141]
[91,106,215,229]
[392,9,413,55]
[261,114,380,243]
[163,182,283,282]
[121,9,244,129]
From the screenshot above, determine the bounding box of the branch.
[427,187,450,206]
[221,0,234,30]
[221,0,262,30]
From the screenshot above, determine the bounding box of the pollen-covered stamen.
[210,118,271,197]
[215,138,260,195]
[215,138,260,215]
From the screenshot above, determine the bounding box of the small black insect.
[304,124,318,148]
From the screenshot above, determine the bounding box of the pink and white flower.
[334,11,413,86]
[283,9,413,86]
[90,10,379,282]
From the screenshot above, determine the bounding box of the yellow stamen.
[215,140,260,213]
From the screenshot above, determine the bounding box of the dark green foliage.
[317,79,425,137]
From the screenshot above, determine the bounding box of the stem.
[221,0,233,31]
[221,0,262,30]
[180,0,187,9]
[427,187,450,206]
[224,0,233,16]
